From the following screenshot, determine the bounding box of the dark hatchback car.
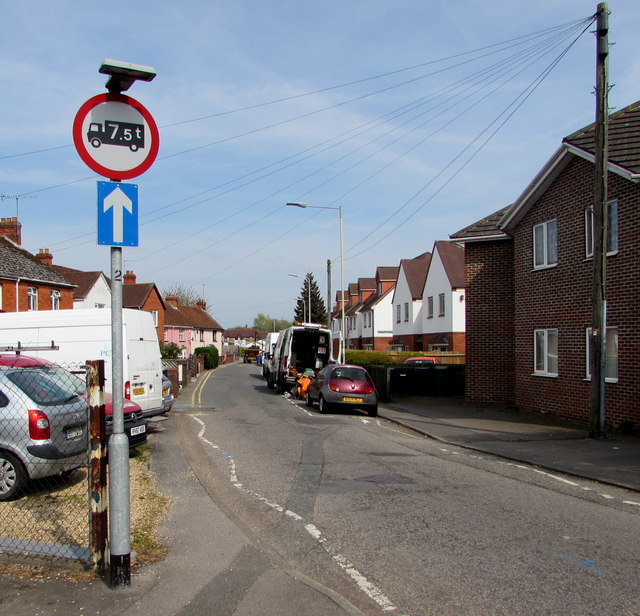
[305,364,378,417]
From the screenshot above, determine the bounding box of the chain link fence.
[0,360,91,562]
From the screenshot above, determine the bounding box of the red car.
[0,355,146,449]
[403,356,440,365]
[305,364,378,417]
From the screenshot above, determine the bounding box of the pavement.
[1,378,638,615]
[378,395,640,492]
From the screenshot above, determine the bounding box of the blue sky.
[2,1,638,328]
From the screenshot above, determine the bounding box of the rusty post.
[88,360,108,575]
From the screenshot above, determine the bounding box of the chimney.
[36,248,53,267]
[123,270,137,285]
[0,217,22,245]
[166,295,178,308]
[196,299,206,311]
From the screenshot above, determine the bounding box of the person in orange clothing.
[293,368,314,399]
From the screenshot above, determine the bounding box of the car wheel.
[276,378,284,394]
[305,392,314,407]
[318,396,330,414]
[267,376,275,390]
[367,405,378,417]
[0,451,28,502]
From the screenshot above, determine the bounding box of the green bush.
[194,346,219,369]
[160,342,183,359]
[345,350,399,366]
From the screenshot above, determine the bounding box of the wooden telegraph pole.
[589,3,610,438]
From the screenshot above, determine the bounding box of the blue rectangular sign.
[97,181,139,247]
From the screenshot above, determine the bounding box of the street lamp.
[287,202,345,362]
[288,273,311,323]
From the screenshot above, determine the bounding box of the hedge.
[194,346,219,369]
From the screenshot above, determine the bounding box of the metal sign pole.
[109,244,130,587]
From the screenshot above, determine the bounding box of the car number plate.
[130,425,146,436]
[133,387,145,396]
[342,396,363,403]
[66,426,84,440]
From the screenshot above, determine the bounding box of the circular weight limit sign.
[73,93,159,179]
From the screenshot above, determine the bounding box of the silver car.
[0,366,87,501]
[162,373,174,413]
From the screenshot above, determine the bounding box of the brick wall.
[141,290,165,342]
[512,156,640,431]
[422,331,466,353]
[1,281,73,312]
[464,240,515,404]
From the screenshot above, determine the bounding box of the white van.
[269,324,333,393]
[0,308,164,417]
[262,331,281,384]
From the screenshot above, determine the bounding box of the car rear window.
[331,368,370,382]
[6,369,81,406]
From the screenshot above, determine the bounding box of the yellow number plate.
[133,387,145,396]
[343,396,363,403]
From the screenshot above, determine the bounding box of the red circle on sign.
[73,93,159,179]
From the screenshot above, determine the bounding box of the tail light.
[364,383,374,394]
[124,381,131,400]
[329,383,340,392]
[29,410,51,440]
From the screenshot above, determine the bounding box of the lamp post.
[288,273,311,322]
[287,202,345,362]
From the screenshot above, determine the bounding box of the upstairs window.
[50,290,61,310]
[585,200,618,258]
[438,293,446,317]
[27,287,38,311]
[150,310,159,327]
[427,296,433,319]
[396,304,401,323]
[533,220,557,268]
[403,302,409,322]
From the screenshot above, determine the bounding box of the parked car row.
[259,325,379,418]
[0,353,176,501]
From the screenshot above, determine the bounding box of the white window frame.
[585,327,618,382]
[27,286,38,311]
[427,296,433,319]
[50,290,61,310]
[533,220,558,269]
[403,302,409,322]
[533,329,558,377]
[396,304,401,323]
[438,293,446,317]
[179,328,185,342]
[585,200,618,258]
[150,310,159,327]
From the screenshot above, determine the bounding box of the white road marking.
[189,413,403,614]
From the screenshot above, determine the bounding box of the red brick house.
[452,100,640,432]
[0,219,75,313]
[121,270,166,342]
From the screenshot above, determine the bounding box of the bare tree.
[162,283,204,308]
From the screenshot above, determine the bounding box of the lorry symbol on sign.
[87,120,145,152]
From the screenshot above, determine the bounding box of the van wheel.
[276,379,284,394]
[0,451,28,502]
[267,376,275,389]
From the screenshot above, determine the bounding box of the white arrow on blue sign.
[97,181,138,246]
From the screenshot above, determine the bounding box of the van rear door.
[127,337,163,417]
